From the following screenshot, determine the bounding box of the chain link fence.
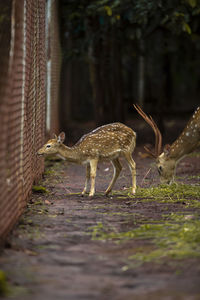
[0,0,61,243]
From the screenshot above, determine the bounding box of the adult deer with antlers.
[38,123,136,196]
[134,104,200,184]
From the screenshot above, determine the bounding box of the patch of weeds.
[129,219,200,264]
[48,214,58,218]
[26,200,49,215]
[65,218,72,223]
[0,270,8,296]
[67,192,81,196]
[90,222,120,241]
[26,226,45,240]
[114,196,128,199]
[101,212,137,217]
[175,176,185,180]
[111,184,200,207]
[32,199,43,205]
[43,169,55,176]
[18,217,34,229]
[32,185,49,194]
[90,222,107,240]
[0,270,28,298]
[187,174,200,180]
[85,204,117,210]
[17,218,45,240]
[187,199,200,208]
[111,190,130,197]
[130,183,200,207]
[165,212,197,222]
[89,213,200,266]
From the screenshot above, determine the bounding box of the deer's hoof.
[105,189,111,196]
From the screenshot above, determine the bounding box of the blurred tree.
[60,0,200,125]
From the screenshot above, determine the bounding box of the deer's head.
[134,104,176,184]
[37,132,65,156]
[156,146,176,184]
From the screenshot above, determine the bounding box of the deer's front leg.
[89,159,98,197]
[82,164,90,196]
[124,153,136,194]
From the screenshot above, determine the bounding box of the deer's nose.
[37,149,43,156]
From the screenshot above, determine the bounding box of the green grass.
[135,183,200,200]
[0,270,8,296]
[121,183,200,207]
[90,213,200,264]
[89,183,200,266]
[32,185,49,194]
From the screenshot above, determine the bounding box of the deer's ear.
[57,132,65,144]
[163,144,171,156]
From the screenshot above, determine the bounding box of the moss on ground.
[90,213,200,264]
[122,183,200,207]
[90,183,200,266]
[32,185,49,194]
[135,183,200,200]
[0,270,8,296]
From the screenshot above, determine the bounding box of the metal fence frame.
[0,0,61,243]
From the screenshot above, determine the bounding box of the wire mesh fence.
[0,0,61,243]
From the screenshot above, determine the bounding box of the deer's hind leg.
[82,164,90,196]
[124,152,136,194]
[105,158,122,195]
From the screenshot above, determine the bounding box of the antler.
[133,104,162,157]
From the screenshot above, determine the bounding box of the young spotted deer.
[38,123,136,196]
[134,104,200,184]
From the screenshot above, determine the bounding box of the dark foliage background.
[59,0,200,129]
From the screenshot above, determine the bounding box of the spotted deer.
[134,104,200,184]
[37,123,136,196]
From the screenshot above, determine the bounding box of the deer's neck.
[57,144,81,163]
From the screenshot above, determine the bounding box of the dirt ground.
[0,121,200,300]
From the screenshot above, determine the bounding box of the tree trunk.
[138,39,145,107]
[111,33,124,122]
[87,18,125,125]
[101,28,114,123]
[88,42,106,125]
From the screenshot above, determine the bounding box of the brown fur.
[38,123,137,196]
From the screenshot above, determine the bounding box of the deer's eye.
[158,166,163,175]
[46,144,51,148]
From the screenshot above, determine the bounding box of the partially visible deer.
[37,123,136,196]
[134,104,200,184]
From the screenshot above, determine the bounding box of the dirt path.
[0,147,200,300]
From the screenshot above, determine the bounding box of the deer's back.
[74,123,136,159]
[169,107,200,158]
